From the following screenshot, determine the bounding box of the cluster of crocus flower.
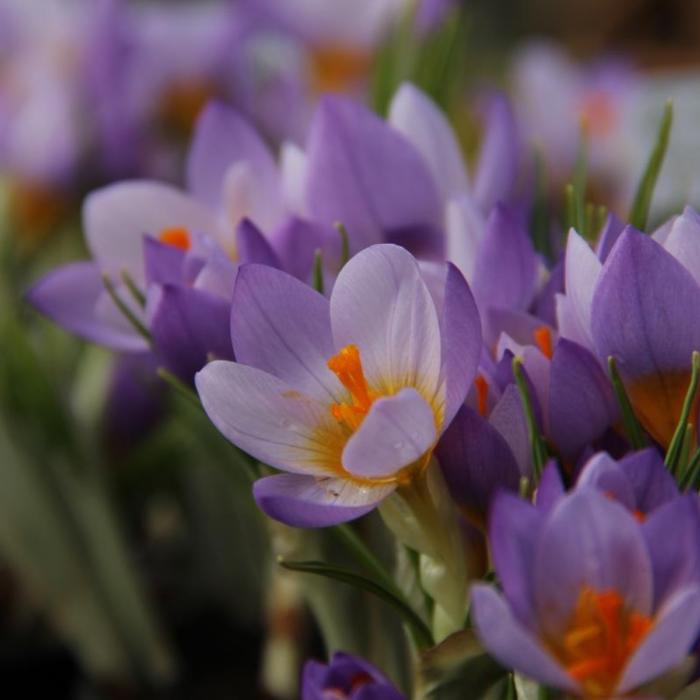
[26,56,700,696]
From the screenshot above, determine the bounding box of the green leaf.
[334,222,351,268]
[419,629,506,699]
[607,356,647,449]
[665,351,700,478]
[278,557,434,649]
[512,357,548,480]
[157,367,201,408]
[312,249,324,295]
[628,101,673,231]
[102,272,151,343]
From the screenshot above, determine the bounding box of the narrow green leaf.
[564,184,576,233]
[334,222,351,268]
[312,249,324,295]
[608,356,647,449]
[120,269,146,308]
[102,273,151,343]
[680,447,700,490]
[665,351,700,477]
[628,101,673,231]
[512,358,548,480]
[278,557,434,649]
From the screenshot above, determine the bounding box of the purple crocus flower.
[538,449,681,522]
[588,218,700,447]
[195,243,481,527]
[472,487,700,698]
[302,652,404,700]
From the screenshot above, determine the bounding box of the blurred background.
[2,0,700,697]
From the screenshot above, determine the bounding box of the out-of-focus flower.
[511,42,637,200]
[196,243,481,527]
[472,487,700,698]
[302,652,404,700]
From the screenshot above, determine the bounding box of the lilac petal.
[482,308,545,352]
[535,461,565,513]
[193,252,238,300]
[305,96,441,253]
[330,245,442,407]
[618,448,678,512]
[186,100,280,210]
[592,228,700,378]
[436,406,520,523]
[84,181,218,280]
[384,222,444,261]
[253,473,390,528]
[473,93,519,213]
[27,262,147,352]
[561,228,601,350]
[595,211,626,263]
[273,216,339,282]
[548,339,618,460]
[471,205,538,312]
[388,82,468,203]
[143,236,186,286]
[471,585,577,692]
[148,284,233,381]
[342,388,436,479]
[437,263,482,427]
[618,586,700,694]
[662,206,700,285]
[446,194,486,283]
[534,489,653,637]
[533,259,564,327]
[576,453,636,510]
[195,361,344,476]
[643,495,700,608]
[236,218,282,268]
[231,264,339,401]
[488,492,543,628]
[489,384,531,476]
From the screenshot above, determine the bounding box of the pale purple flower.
[195,244,481,527]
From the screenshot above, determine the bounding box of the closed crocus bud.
[301,652,404,700]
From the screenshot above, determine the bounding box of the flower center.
[551,586,652,698]
[325,671,374,698]
[310,45,372,93]
[327,344,377,431]
[579,90,617,138]
[475,374,489,417]
[159,226,191,251]
[533,325,553,359]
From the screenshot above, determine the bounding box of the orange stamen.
[533,325,553,360]
[310,45,371,93]
[327,344,376,431]
[159,227,191,251]
[475,374,489,417]
[550,586,653,698]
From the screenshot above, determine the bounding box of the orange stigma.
[579,90,616,138]
[475,374,489,417]
[533,326,553,359]
[159,227,191,251]
[327,344,376,431]
[310,45,371,93]
[551,586,652,697]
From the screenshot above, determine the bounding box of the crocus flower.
[302,652,404,700]
[472,487,700,698]
[537,449,681,521]
[589,219,700,447]
[196,243,481,527]
[27,100,296,373]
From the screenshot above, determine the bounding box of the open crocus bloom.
[472,488,700,698]
[196,244,481,527]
